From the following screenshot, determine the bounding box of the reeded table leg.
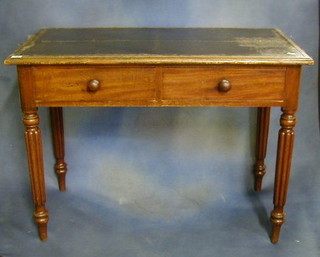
[254,107,271,192]
[23,110,49,241]
[270,108,296,244]
[50,107,67,191]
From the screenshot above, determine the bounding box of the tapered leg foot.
[55,162,67,191]
[34,209,49,241]
[50,107,68,191]
[254,165,265,192]
[270,209,286,244]
[254,107,270,192]
[38,224,48,241]
[271,224,281,244]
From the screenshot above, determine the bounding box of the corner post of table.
[50,107,67,191]
[18,66,49,241]
[270,66,301,244]
[254,107,271,192]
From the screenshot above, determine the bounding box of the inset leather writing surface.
[5,28,313,65]
[39,28,278,42]
[23,28,282,56]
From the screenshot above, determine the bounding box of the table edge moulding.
[4,27,314,244]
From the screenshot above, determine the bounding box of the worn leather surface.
[17,28,304,58]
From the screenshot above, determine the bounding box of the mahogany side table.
[4,28,313,243]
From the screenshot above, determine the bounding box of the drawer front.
[162,67,286,101]
[34,66,157,105]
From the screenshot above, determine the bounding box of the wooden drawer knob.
[218,79,231,92]
[87,79,100,92]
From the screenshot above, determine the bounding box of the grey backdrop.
[0,1,319,257]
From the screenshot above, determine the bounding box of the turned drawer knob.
[87,79,100,92]
[218,79,232,92]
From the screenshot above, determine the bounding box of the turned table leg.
[23,110,49,241]
[270,108,296,244]
[50,107,67,191]
[254,107,271,192]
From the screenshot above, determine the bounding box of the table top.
[4,28,313,65]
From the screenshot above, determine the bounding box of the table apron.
[18,64,298,108]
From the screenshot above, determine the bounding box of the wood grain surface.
[21,64,288,107]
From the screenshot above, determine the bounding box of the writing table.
[4,28,313,243]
